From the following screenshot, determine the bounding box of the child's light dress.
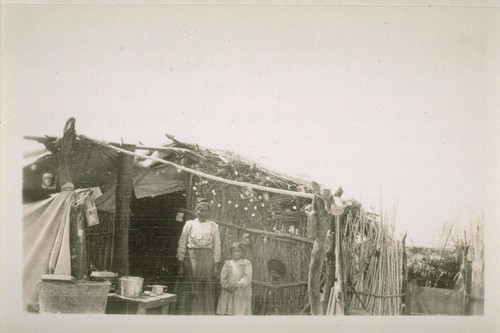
[216,259,252,315]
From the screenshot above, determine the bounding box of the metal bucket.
[120,276,144,298]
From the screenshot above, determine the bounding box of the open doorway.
[128,191,186,293]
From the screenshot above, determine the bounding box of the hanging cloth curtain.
[23,183,75,309]
[22,184,101,309]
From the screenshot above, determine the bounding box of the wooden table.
[108,293,177,314]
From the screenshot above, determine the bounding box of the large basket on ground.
[38,275,110,314]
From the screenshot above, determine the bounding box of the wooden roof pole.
[78,134,315,199]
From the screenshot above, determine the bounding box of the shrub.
[406,247,461,289]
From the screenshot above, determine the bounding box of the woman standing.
[176,200,221,315]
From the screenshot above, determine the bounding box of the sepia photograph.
[1,1,499,332]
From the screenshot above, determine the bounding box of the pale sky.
[2,4,499,247]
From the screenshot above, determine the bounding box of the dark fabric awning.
[132,164,186,199]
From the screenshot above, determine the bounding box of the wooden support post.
[57,118,76,188]
[112,144,136,276]
[464,260,472,315]
[322,250,335,314]
[334,214,345,315]
[56,118,89,279]
[401,233,407,315]
[470,259,484,315]
[308,196,331,315]
[70,204,88,279]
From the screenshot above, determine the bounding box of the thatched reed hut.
[23,118,404,315]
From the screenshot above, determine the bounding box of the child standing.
[216,242,253,315]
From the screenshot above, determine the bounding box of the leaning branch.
[177,208,314,244]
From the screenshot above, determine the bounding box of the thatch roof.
[24,132,368,219]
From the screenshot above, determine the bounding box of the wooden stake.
[69,203,87,279]
[307,197,331,315]
[56,118,88,279]
[57,118,76,188]
[112,144,135,276]
[334,214,345,315]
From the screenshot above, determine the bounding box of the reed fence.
[341,210,404,315]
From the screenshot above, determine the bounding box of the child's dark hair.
[229,242,246,257]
